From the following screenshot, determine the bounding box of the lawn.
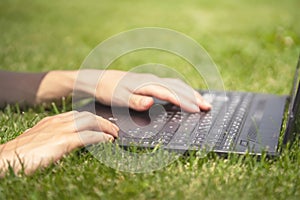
[0,0,300,199]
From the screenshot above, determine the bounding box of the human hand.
[0,111,118,176]
[75,70,212,112]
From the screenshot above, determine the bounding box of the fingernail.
[204,101,212,108]
[112,123,119,131]
[108,136,114,142]
[142,98,151,107]
[111,124,119,137]
[137,98,153,111]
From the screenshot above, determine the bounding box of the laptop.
[79,55,300,156]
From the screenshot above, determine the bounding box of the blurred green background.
[0,0,300,199]
[1,0,299,92]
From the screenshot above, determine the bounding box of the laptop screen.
[283,54,300,144]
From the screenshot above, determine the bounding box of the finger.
[128,94,154,111]
[163,78,211,110]
[78,131,114,146]
[74,111,119,138]
[135,84,200,112]
[194,90,212,111]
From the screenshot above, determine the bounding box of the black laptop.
[79,55,300,156]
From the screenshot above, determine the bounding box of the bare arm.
[0,70,211,111]
[0,69,211,176]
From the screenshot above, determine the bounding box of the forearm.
[35,70,77,103]
[36,70,103,103]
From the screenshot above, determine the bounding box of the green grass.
[0,0,300,199]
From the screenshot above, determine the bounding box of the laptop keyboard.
[116,92,254,151]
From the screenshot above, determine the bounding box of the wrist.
[72,69,105,99]
[35,70,77,103]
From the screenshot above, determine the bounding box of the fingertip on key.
[202,101,212,111]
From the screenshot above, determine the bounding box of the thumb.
[128,94,154,111]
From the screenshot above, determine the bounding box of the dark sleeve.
[0,70,48,106]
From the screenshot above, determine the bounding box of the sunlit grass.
[0,0,299,199]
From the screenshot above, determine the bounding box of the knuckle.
[39,115,57,124]
[97,115,105,121]
[79,111,95,120]
[84,114,96,123]
[97,116,109,126]
[99,118,113,130]
[80,111,91,116]
[49,116,63,123]
[38,116,59,126]
[173,78,185,85]
[70,110,79,114]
